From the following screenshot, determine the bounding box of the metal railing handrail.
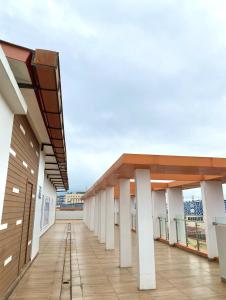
[158,216,168,220]
[174,217,205,224]
[174,217,206,253]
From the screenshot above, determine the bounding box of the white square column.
[98,192,102,241]
[83,200,87,225]
[90,196,95,231]
[114,199,119,225]
[152,190,167,239]
[119,179,132,267]
[94,195,99,236]
[100,190,106,243]
[201,181,225,259]
[89,197,92,230]
[88,199,92,230]
[135,169,156,290]
[105,186,115,250]
[131,196,136,231]
[167,188,185,245]
[215,225,226,281]
[87,199,91,230]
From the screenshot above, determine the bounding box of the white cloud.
[2,0,226,196]
[0,0,97,38]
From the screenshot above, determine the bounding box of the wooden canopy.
[83,153,226,199]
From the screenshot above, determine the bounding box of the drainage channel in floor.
[60,222,72,300]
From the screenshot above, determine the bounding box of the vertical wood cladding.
[0,115,39,297]
[18,182,33,272]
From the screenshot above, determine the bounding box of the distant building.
[64,192,85,204]
[184,200,203,216]
[184,200,203,221]
[56,192,85,210]
[184,199,226,221]
[56,194,65,206]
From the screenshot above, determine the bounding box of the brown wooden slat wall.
[19,182,33,271]
[0,115,39,297]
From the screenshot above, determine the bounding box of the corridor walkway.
[9,221,226,300]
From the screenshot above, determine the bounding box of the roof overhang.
[0,40,69,191]
[0,46,27,114]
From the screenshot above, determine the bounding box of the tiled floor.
[9,220,226,299]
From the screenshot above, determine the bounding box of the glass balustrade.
[115,211,120,225]
[158,216,169,241]
[213,217,226,225]
[131,212,136,230]
[175,216,186,245]
[115,210,207,255]
[175,218,207,253]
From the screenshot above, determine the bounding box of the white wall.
[0,94,14,224]
[56,210,83,220]
[31,151,45,260]
[40,175,57,236]
[31,169,57,260]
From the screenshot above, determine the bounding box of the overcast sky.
[1,0,226,197]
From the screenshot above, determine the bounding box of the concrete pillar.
[114,199,119,225]
[152,190,166,239]
[135,169,156,290]
[90,196,95,231]
[87,199,91,229]
[131,196,136,231]
[167,188,186,245]
[215,225,226,281]
[94,195,99,236]
[98,192,102,241]
[131,196,136,211]
[201,181,225,259]
[119,179,132,267]
[88,198,91,229]
[88,198,92,230]
[83,200,87,225]
[100,190,106,243]
[105,186,115,250]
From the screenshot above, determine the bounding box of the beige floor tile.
[8,220,226,300]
